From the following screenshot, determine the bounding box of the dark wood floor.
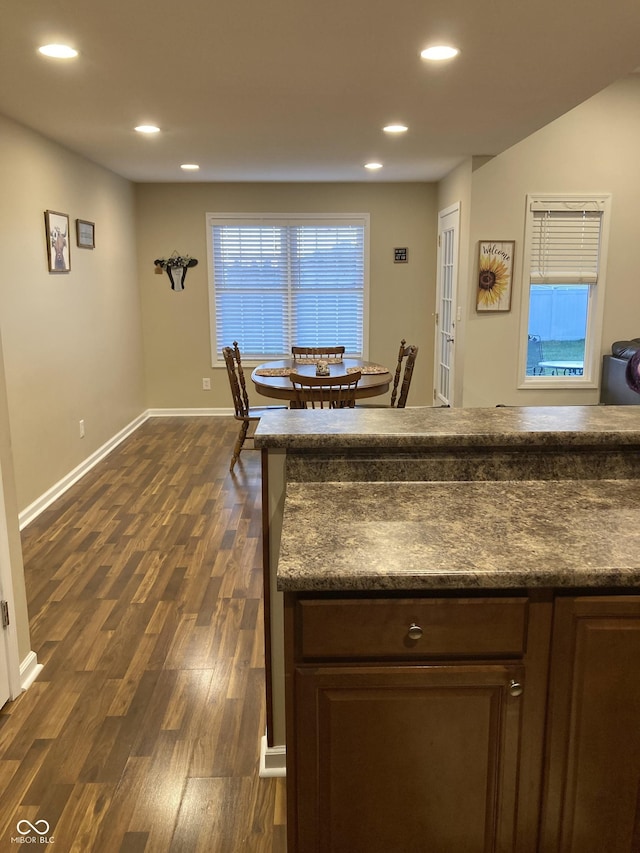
[0,416,286,852]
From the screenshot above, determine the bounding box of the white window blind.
[530,200,604,284]
[210,217,366,360]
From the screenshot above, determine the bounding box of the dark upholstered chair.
[600,338,640,405]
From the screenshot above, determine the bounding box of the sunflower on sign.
[476,242,514,311]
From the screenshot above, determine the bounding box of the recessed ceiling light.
[180,164,200,171]
[134,125,160,134]
[364,162,383,171]
[38,44,78,59]
[383,124,408,134]
[420,45,459,61]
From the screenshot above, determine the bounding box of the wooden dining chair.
[390,339,419,407]
[222,341,285,472]
[289,371,361,409]
[291,345,345,361]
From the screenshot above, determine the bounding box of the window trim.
[206,212,370,366]
[517,193,611,390]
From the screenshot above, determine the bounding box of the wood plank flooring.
[0,417,286,852]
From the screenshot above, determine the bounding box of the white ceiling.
[2,0,640,183]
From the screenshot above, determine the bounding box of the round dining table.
[251,357,391,403]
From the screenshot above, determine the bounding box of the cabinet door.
[540,596,640,852]
[293,663,525,853]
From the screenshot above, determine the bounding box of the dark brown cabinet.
[539,596,640,852]
[295,663,524,852]
[285,592,640,853]
[285,593,551,853]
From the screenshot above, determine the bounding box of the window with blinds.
[207,214,368,361]
[519,195,611,387]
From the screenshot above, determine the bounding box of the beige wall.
[458,73,640,407]
[0,115,145,661]
[135,182,437,408]
[0,115,145,513]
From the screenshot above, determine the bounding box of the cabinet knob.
[407,623,423,640]
[509,679,524,697]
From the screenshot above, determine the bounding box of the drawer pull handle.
[509,679,524,697]
[407,623,423,641]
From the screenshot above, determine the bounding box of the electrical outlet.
[79,419,85,438]
[202,378,211,390]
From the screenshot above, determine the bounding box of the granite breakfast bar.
[255,406,640,852]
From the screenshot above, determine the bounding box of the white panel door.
[433,203,460,406]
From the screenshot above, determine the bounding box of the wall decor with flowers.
[153,252,198,291]
[476,240,515,312]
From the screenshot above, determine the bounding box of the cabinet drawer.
[297,597,528,660]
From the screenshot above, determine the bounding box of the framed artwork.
[76,219,95,249]
[44,210,71,273]
[476,240,515,312]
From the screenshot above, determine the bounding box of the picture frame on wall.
[76,218,95,249]
[44,210,71,273]
[476,240,515,312]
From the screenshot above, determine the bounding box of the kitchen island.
[255,406,640,852]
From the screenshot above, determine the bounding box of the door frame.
[0,464,22,703]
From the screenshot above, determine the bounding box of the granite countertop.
[277,479,640,591]
[255,405,640,449]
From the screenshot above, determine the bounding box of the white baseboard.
[18,412,149,530]
[259,735,286,778]
[20,650,42,692]
[146,408,232,417]
[18,409,235,530]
